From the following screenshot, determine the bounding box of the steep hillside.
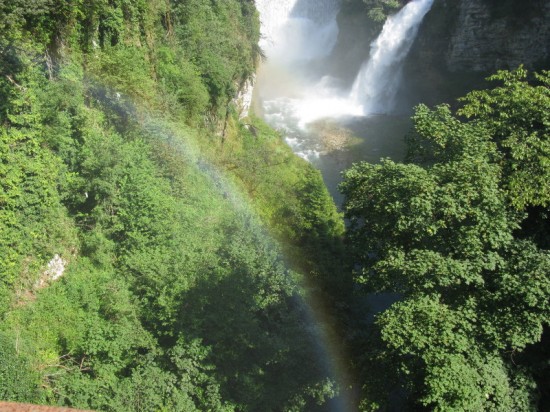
[0,1,346,410]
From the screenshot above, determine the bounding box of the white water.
[255,0,434,153]
[350,0,435,114]
[255,0,340,64]
[255,0,343,160]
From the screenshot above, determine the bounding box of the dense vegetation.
[0,0,345,410]
[341,68,550,411]
[1,0,549,411]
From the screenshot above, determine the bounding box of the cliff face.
[402,0,550,106]
[445,0,550,72]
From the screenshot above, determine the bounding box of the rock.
[402,0,550,107]
[35,254,67,289]
[309,119,356,153]
[446,0,550,72]
[234,75,255,119]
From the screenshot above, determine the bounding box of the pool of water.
[310,114,411,205]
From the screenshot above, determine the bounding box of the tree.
[362,0,401,23]
[341,69,550,410]
[458,67,550,210]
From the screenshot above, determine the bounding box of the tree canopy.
[341,68,550,411]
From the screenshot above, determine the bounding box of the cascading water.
[256,0,340,64]
[255,0,298,58]
[255,0,434,165]
[255,0,343,160]
[350,0,435,114]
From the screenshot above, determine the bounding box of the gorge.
[254,0,550,410]
[0,0,548,411]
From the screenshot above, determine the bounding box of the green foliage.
[458,67,550,209]
[378,296,538,411]
[171,0,260,110]
[341,68,550,410]
[156,46,209,124]
[0,56,77,311]
[234,119,343,243]
[211,115,346,295]
[0,0,55,43]
[0,331,40,403]
[173,218,329,410]
[362,0,401,24]
[86,45,157,104]
[342,157,514,291]
[0,1,346,410]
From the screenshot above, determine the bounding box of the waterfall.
[254,0,433,162]
[255,0,343,159]
[255,0,298,56]
[350,0,435,115]
[255,0,341,65]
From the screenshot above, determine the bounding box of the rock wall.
[445,0,550,72]
[326,0,379,85]
[402,0,550,107]
[234,75,255,119]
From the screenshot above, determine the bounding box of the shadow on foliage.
[174,249,336,410]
